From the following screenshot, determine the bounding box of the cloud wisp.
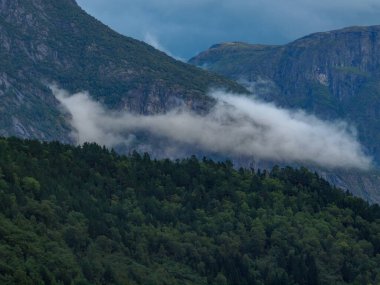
[143,32,184,61]
[52,86,372,170]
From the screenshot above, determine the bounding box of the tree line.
[0,137,379,284]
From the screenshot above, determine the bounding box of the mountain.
[189,26,380,163]
[0,0,245,142]
[1,137,380,284]
[1,1,378,204]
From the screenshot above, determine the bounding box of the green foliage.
[21,176,41,192]
[0,137,380,284]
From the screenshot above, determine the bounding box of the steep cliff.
[190,26,380,203]
[190,26,380,163]
[0,0,245,141]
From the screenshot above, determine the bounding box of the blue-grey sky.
[76,0,380,59]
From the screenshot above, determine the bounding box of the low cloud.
[52,86,372,170]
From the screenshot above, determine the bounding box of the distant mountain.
[190,26,380,163]
[0,0,245,142]
[189,26,380,203]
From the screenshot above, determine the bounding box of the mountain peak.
[189,25,380,203]
[290,25,380,47]
[190,25,380,142]
[0,0,246,142]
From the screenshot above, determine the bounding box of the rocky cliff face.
[190,26,380,163]
[0,0,245,141]
[190,26,380,204]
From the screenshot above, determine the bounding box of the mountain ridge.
[189,24,380,162]
[190,25,380,203]
[1,1,379,203]
[0,0,246,142]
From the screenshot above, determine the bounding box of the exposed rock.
[190,26,380,203]
[190,26,380,162]
[0,0,245,141]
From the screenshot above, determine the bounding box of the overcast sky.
[76,0,380,59]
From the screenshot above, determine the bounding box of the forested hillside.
[0,137,380,285]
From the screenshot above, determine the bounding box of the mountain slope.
[1,137,380,284]
[189,26,380,163]
[0,0,246,142]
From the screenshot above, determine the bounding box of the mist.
[52,86,372,170]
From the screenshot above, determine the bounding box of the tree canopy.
[0,137,379,284]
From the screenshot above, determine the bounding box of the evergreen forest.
[0,137,379,284]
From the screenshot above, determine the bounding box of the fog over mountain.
[1,0,379,203]
[52,86,371,170]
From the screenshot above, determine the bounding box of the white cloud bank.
[52,86,372,170]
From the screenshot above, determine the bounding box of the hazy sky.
[76,0,380,59]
